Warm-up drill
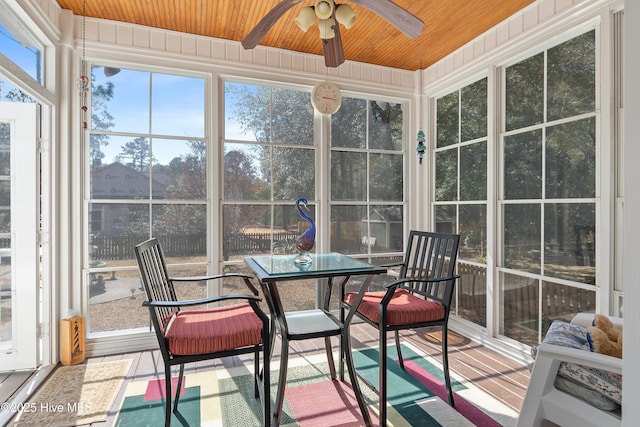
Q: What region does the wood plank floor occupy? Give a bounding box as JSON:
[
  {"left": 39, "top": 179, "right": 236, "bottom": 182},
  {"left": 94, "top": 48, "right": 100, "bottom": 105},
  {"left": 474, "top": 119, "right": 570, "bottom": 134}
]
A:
[{"left": 3, "top": 322, "right": 530, "bottom": 426}]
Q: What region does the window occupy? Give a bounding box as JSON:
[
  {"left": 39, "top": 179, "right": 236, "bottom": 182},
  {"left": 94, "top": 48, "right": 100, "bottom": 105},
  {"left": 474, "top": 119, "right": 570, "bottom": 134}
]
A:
[
  {"left": 0, "top": 20, "right": 39, "bottom": 103},
  {"left": 223, "top": 81, "right": 316, "bottom": 310},
  {"left": 87, "top": 66, "right": 206, "bottom": 335},
  {"left": 500, "top": 30, "right": 597, "bottom": 346},
  {"left": 222, "top": 81, "right": 315, "bottom": 257},
  {"left": 0, "top": 7, "right": 48, "bottom": 368},
  {"left": 0, "top": 21, "right": 42, "bottom": 84},
  {"left": 433, "top": 78, "right": 488, "bottom": 327},
  {"left": 331, "top": 99, "right": 405, "bottom": 256},
  {"left": 613, "top": 10, "right": 624, "bottom": 316},
  {"left": 223, "top": 82, "right": 407, "bottom": 310}
]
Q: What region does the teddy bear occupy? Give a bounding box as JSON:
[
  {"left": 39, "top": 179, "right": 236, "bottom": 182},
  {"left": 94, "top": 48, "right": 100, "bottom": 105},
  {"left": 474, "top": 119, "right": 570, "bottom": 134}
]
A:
[
  {"left": 594, "top": 314, "right": 622, "bottom": 342},
  {"left": 586, "top": 314, "right": 623, "bottom": 358}
]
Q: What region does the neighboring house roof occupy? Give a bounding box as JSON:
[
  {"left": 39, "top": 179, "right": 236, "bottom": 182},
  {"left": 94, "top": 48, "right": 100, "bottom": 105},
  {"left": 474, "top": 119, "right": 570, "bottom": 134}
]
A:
[
  {"left": 366, "top": 207, "right": 403, "bottom": 222},
  {"left": 90, "top": 162, "right": 166, "bottom": 199}
]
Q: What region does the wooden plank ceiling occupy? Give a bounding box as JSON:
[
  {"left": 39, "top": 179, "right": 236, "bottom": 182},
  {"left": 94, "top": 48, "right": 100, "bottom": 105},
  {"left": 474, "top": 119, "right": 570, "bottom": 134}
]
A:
[{"left": 56, "top": 0, "right": 535, "bottom": 71}]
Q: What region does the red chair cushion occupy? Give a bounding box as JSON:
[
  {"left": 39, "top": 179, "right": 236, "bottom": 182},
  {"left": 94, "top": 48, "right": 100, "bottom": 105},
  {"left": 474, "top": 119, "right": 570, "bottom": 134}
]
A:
[
  {"left": 345, "top": 289, "right": 445, "bottom": 326},
  {"left": 164, "top": 303, "right": 263, "bottom": 355}
]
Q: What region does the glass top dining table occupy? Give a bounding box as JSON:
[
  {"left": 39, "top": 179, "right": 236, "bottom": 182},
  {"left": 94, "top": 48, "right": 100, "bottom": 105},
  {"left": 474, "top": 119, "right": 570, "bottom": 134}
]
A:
[
  {"left": 246, "top": 252, "right": 387, "bottom": 281},
  {"left": 244, "top": 252, "right": 386, "bottom": 426}
]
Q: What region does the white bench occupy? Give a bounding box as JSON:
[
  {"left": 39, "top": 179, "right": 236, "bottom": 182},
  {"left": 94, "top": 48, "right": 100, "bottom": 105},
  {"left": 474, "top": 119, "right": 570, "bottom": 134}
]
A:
[{"left": 517, "top": 313, "right": 622, "bottom": 427}]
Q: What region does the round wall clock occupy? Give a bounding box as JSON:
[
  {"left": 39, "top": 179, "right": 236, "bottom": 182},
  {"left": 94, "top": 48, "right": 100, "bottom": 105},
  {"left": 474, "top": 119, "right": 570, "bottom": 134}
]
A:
[{"left": 311, "top": 81, "right": 342, "bottom": 115}]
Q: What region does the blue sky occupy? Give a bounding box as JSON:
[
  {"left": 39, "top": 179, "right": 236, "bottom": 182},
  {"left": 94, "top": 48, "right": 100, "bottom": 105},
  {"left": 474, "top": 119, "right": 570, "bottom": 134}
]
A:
[
  {"left": 2, "top": 22, "right": 257, "bottom": 167},
  {"left": 0, "top": 24, "right": 41, "bottom": 86},
  {"left": 91, "top": 67, "right": 205, "bottom": 137}
]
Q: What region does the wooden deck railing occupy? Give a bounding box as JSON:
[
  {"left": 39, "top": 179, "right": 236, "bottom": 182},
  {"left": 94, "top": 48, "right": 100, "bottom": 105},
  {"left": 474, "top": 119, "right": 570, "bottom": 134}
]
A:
[{"left": 456, "top": 261, "right": 596, "bottom": 339}]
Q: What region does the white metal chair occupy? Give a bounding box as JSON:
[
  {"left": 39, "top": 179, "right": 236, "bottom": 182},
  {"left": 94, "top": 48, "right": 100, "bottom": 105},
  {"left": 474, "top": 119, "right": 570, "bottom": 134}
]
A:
[{"left": 517, "top": 314, "right": 622, "bottom": 427}]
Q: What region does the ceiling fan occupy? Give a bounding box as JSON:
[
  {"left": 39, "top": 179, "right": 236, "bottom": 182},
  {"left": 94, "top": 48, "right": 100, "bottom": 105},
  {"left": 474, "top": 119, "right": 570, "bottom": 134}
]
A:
[{"left": 241, "top": 0, "right": 424, "bottom": 67}]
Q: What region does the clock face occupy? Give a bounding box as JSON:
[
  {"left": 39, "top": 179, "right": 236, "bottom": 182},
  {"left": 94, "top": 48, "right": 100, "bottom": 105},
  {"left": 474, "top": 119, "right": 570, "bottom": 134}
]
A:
[{"left": 311, "top": 81, "right": 342, "bottom": 115}]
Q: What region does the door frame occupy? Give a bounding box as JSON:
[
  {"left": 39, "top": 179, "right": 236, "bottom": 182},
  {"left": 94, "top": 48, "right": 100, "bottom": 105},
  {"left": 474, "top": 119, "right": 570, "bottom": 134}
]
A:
[{"left": 0, "top": 102, "right": 40, "bottom": 370}]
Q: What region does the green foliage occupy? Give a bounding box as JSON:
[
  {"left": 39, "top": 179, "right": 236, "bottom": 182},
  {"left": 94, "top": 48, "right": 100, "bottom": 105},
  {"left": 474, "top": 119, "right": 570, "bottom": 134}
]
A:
[
  {"left": 0, "top": 80, "right": 34, "bottom": 103},
  {"left": 224, "top": 82, "right": 405, "bottom": 255},
  {"left": 89, "top": 73, "right": 115, "bottom": 167},
  {"left": 226, "top": 83, "right": 315, "bottom": 202},
  {"left": 164, "top": 140, "right": 207, "bottom": 200},
  {"left": 435, "top": 30, "right": 596, "bottom": 274},
  {"left": 116, "top": 136, "right": 152, "bottom": 172}
]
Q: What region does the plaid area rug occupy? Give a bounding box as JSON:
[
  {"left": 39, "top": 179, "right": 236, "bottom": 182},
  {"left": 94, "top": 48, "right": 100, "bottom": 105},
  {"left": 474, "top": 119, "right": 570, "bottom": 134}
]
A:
[{"left": 114, "top": 343, "right": 517, "bottom": 426}]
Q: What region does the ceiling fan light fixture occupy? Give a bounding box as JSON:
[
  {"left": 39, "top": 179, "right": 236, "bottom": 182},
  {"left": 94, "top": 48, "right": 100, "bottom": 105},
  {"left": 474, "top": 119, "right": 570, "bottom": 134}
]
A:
[
  {"left": 318, "top": 18, "right": 336, "bottom": 39},
  {"left": 294, "top": 6, "right": 317, "bottom": 32},
  {"left": 314, "top": 0, "right": 334, "bottom": 20},
  {"left": 335, "top": 4, "right": 357, "bottom": 29}
]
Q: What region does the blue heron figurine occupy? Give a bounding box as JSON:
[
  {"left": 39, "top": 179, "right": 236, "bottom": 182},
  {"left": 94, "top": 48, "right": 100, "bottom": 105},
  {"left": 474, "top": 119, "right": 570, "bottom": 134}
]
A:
[{"left": 294, "top": 197, "right": 315, "bottom": 264}]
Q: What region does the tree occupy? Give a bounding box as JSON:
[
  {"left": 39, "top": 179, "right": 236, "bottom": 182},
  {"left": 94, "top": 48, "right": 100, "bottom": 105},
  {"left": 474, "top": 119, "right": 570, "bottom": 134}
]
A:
[
  {"left": 502, "top": 30, "right": 596, "bottom": 288},
  {"left": 164, "top": 140, "right": 207, "bottom": 200},
  {"left": 224, "top": 148, "right": 266, "bottom": 200},
  {"left": 0, "top": 79, "right": 34, "bottom": 103},
  {"left": 116, "top": 136, "right": 152, "bottom": 172},
  {"left": 89, "top": 74, "right": 115, "bottom": 167},
  {"left": 221, "top": 148, "right": 271, "bottom": 257},
  {"left": 227, "top": 84, "right": 316, "bottom": 204},
  {"left": 226, "top": 82, "right": 406, "bottom": 251}
]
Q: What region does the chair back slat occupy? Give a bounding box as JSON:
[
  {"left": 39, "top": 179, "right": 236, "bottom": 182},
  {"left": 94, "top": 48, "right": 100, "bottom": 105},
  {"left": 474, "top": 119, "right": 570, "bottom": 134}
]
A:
[
  {"left": 134, "top": 238, "right": 179, "bottom": 334},
  {"left": 399, "top": 230, "right": 460, "bottom": 307}
]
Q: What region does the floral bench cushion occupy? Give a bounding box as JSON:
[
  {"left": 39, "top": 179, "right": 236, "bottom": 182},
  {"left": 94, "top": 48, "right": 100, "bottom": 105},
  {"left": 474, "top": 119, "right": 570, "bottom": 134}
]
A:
[{"left": 531, "top": 320, "right": 622, "bottom": 410}]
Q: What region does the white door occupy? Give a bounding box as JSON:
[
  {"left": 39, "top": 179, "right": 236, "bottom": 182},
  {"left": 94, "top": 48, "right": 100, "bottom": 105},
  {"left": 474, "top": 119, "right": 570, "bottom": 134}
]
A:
[{"left": 0, "top": 102, "right": 39, "bottom": 370}]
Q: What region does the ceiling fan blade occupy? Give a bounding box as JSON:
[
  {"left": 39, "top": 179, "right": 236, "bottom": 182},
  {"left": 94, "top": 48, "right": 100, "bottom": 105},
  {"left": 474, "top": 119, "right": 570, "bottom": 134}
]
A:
[
  {"left": 349, "top": 0, "right": 424, "bottom": 39},
  {"left": 323, "top": 14, "right": 345, "bottom": 67},
  {"left": 241, "top": 0, "right": 302, "bottom": 49}
]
